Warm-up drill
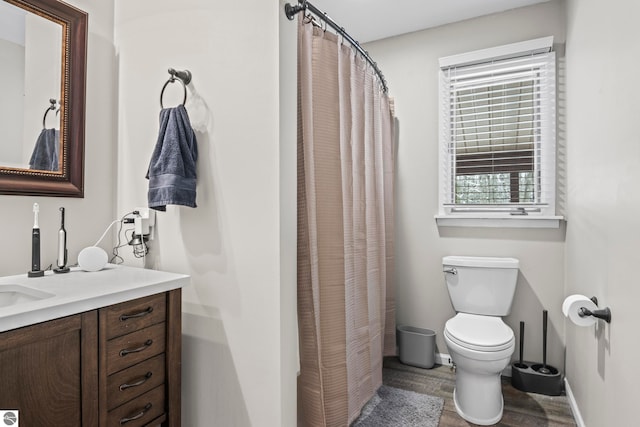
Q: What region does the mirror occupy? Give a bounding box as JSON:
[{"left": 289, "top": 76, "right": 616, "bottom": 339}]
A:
[{"left": 0, "top": 0, "right": 86, "bottom": 197}]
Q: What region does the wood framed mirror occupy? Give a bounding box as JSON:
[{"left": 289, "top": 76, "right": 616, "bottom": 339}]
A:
[{"left": 0, "top": 0, "right": 86, "bottom": 197}]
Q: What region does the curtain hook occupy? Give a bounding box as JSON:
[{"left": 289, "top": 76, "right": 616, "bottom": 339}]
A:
[{"left": 303, "top": 12, "right": 313, "bottom": 24}]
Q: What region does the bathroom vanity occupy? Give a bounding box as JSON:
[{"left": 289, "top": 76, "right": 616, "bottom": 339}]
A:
[{"left": 0, "top": 265, "right": 189, "bottom": 427}]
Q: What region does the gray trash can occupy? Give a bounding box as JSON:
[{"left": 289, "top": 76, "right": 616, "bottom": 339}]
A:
[{"left": 397, "top": 326, "right": 436, "bottom": 369}]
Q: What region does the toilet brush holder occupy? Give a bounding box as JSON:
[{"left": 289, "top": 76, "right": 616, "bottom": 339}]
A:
[
  {"left": 511, "top": 361, "right": 563, "bottom": 396},
  {"left": 512, "top": 312, "right": 563, "bottom": 396}
]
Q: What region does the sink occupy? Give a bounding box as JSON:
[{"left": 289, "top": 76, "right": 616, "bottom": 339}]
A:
[{"left": 0, "top": 284, "right": 54, "bottom": 308}]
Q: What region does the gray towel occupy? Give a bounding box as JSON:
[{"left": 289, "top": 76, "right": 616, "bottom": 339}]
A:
[
  {"left": 146, "top": 104, "right": 198, "bottom": 211},
  {"left": 29, "top": 128, "right": 59, "bottom": 171}
]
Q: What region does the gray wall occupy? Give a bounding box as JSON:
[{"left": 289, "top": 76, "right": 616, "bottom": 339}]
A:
[
  {"left": 365, "top": 1, "right": 568, "bottom": 371},
  {"left": 0, "top": 0, "right": 116, "bottom": 277},
  {"left": 564, "top": 0, "right": 640, "bottom": 425}
]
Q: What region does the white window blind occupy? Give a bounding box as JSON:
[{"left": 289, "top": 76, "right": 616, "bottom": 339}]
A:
[{"left": 439, "top": 47, "right": 556, "bottom": 216}]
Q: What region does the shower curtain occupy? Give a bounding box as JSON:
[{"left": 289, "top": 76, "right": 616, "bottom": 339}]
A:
[{"left": 297, "top": 19, "right": 396, "bottom": 427}]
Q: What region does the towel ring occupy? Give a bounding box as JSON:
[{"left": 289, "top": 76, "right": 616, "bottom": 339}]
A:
[
  {"left": 160, "top": 68, "right": 192, "bottom": 108},
  {"left": 42, "top": 98, "right": 58, "bottom": 129}
]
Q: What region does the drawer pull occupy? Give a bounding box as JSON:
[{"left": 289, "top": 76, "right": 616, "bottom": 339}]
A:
[
  {"left": 119, "top": 307, "right": 154, "bottom": 321},
  {"left": 119, "top": 372, "right": 153, "bottom": 391},
  {"left": 119, "top": 339, "right": 153, "bottom": 357},
  {"left": 119, "top": 403, "right": 152, "bottom": 425}
]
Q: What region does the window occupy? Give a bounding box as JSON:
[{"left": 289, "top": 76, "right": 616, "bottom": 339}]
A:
[{"left": 437, "top": 37, "right": 560, "bottom": 227}]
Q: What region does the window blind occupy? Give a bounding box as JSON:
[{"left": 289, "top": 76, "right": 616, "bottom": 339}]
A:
[{"left": 439, "top": 52, "right": 556, "bottom": 213}]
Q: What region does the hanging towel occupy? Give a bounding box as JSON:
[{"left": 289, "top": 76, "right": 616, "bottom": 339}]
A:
[
  {"left": 146, "top": 104, "right": 198, "bottom": 211},
  {"left": 29, "top": 128, "right": 59, "bottom": 171}
]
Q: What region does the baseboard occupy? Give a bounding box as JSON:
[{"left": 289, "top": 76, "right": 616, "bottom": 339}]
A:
[
  {"left": 435, "top": 352, "right": 453, "bottom": 366},
  {"left": 564, "top": 378, "right": 586, "bottom": 427},
  {"left": 437, "top": 352, "right": 513, "bottom": 377}
]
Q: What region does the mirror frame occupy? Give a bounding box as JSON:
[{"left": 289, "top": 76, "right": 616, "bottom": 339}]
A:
[{"left": 0, "top": 0, "right": 86, "bottom": 197}]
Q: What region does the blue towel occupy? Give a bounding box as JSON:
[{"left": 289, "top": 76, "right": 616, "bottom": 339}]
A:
[
  {"left": 29, "top": 128, "right": 59, "bottom": 171},
  {"left": 146, "top": 104, "right": 198, "bottom": 211}
]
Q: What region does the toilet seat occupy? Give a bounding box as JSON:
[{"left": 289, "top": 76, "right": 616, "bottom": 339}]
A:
[{"left": 445, "top": 313, "right": 514, "bottom": 351}]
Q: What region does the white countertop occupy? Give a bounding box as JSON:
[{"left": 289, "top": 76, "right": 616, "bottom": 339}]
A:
[{"left": 0, "top": 264, "right": 190, "bottom": 332}]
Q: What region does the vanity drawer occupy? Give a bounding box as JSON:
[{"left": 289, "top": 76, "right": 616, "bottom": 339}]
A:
[
  {"left": 107, "top": 385, "right": 165, "bottom": 427},
  {"left": 102, "top": 293, "right": 166, "bottom": 340},
  {"left": 107, "top": 353, "right": 165, "bottom": 410},
  {"left": 106, "top": 322, "right": 165, "bottom": 375}
]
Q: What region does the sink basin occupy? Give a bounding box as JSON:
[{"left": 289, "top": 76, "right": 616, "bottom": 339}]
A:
[{"left": 0, "top": 285, "right": 54, "bottom": 308}]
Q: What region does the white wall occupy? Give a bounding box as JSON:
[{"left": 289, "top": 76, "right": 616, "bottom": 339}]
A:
[
  {"left": 0, "top": 0, "right": 116, "bottom": 277},
  {"left": 365, "top": 1, "right": 568, "bottom": 370},
  {"left": 564, "top": 0, "right": 640, "bottom": 425},
  {"left": 278, "top": 1, "right": 298, "bottom": 425},
  {"left": 0, "top": 39, "right": 25, "bottom": 166},
  {"left": 114, "top": 1, "right": 296, "bottom": 425},
  {"left": 0, "top": 2, "right": 25, "bottom": 167},
  {"left": 22, "top": 13, "right": 62, "bottom": 162}
]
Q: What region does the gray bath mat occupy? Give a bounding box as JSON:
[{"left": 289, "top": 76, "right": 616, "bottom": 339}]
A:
[{"left": 352, "top": 385, "right": 444, "bottom": 427}]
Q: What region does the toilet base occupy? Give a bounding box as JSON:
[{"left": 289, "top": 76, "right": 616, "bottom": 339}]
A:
[
  {"left": 450, "top": 361, "right": 507, "bottom": 426},
  {"left": 453, "top": 387, "right": 503, "bottom": 426},
  {"left": 443, "top": 314, "right": 514, "bottom": 425}
]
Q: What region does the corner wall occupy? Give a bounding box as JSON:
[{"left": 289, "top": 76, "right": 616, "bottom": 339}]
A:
[
  {"left": 114, "top": 1, "right": 296, "bottom": 425},
  {"left": 564, "top": 0, "right": 640, "bottom": 425},
  {"left": 365, "top": 1, "right": 568, "bottom": 370}
]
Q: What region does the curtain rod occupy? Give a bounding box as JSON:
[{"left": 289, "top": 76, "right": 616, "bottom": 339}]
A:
[{"left": 284, "top": 1, "right": 388, "bottom": 93}]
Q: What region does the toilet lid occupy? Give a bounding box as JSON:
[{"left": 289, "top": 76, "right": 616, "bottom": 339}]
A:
[{"left": 445, "top": 313, "right": 514, "bottom": 351}]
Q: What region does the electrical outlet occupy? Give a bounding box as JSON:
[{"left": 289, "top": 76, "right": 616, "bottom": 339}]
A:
[{"left": 134, "top": 207, "right": 156, "bottom": 238}]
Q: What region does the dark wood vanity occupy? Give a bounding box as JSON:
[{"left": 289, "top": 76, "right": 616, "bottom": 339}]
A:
[{"left": 0, "top": 289, "right": 182, "bottom": 427}]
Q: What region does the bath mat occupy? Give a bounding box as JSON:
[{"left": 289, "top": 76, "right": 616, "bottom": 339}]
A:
[{"left": 352, "top": 385, "right": 444, "bottom": 427}]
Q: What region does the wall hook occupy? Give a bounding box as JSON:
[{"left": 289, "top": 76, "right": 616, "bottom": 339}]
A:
[{"left": 168, "top": 68, "right": 192, "bottom": 85}]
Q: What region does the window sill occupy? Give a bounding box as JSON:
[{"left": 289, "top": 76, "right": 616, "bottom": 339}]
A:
[{"left": 435, "top": 215, "right": 564, "bottom": 229}]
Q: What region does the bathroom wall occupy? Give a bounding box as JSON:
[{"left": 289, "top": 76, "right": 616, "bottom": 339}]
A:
[
  {"left": 114, "top": 1, "right": 297, "bottom": 426},
  {"left": 0, "top": 0, "right": 117, "bottom": 277},
  {"left": 365, "top": 0, "right": 568, "bottom": 370},
  {"left": 22, "top": 12, "right": 62, "bottom": 162},
  {"left": 279, "top": 2, "right": 299, "bottom": 423},
  {"left": 0, "top": 38, "right": 24, "bottom": 166},
  {"left": 0, "top": 2, "right": 26, "bottom": 167},
  {"left": 564, "top": 0, "right": 640, "bottom": 425}
]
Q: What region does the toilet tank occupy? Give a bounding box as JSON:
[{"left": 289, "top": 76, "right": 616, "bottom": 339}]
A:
[{"left": 443, "top": 256, "right": 519, "bottom": 316}]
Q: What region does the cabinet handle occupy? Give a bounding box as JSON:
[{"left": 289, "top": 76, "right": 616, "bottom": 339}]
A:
[
  {"left": 119, "top": 371, "right": 153, "bottom": 391},
  {"left": 119, "top": 403, "right": 152, "bottom": 424},
  {"left": 119, "top": 307, "right": 153, "bottom": 321},
  {"left": 119, "top": 339, "right": 153, "bottom": 357}
]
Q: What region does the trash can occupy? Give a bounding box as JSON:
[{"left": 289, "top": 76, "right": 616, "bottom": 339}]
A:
[{"left": 397, "top": 326, "right": 436, "bottom": 369}]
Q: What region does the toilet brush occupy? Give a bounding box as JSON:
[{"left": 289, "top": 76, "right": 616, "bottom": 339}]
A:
[
  {"left": 539, "top": 310, "right": 551, "bottom": 375},
  {"left": 516, "top": 321, "right": 526, "bottom": 368}
]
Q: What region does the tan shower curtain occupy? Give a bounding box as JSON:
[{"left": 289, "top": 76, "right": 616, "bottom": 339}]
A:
[{"left": 297, "top": 19, "right": 396, "bottom": 427}]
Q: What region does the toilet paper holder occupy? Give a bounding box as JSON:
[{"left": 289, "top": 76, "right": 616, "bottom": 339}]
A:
[{"left": 578, "top": 297, "right": 612, "bottom": 323}]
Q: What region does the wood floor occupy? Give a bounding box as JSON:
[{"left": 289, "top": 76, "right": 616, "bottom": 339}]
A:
[{"left": 383, "top": 357, "right": 577, "bottom": 427}]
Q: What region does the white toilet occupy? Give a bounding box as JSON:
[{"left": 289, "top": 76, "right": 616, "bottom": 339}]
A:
[{"left": 442, "top": 256, "right": 519, "bottom": 425}]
